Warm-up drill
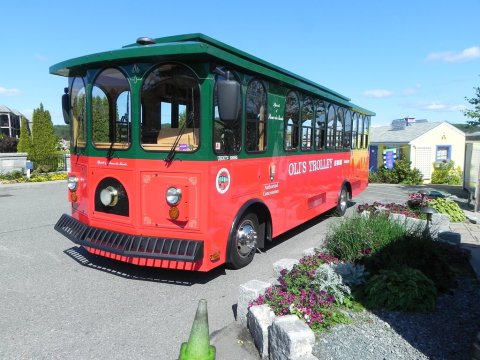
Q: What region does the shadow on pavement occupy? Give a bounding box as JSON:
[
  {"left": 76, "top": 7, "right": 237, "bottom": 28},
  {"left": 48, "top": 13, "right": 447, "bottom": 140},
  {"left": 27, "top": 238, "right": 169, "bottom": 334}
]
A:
[{"left": 63, "top": 246, "right": 226, "bottom": 285}]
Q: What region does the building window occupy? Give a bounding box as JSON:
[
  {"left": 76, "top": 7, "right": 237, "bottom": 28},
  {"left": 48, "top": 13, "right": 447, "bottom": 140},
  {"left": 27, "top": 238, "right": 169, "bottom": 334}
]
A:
[{"left": 436, "top": 145, "right": 451, "bottom": 161}]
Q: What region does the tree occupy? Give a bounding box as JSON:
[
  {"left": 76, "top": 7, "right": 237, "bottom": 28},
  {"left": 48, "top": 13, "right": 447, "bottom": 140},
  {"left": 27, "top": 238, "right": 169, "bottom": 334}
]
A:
[
  {"left": 31, "top": 103, "right": 57, "bottom": 160},
  {"left": 0, "top": 134, "right": 18, "bottom": 153},
  {"left": 17, "top": 117, "right": 32, "bottom": 153},
  {"left": 464, "top": 82, "right": 480, "bottom": 126},
  {"left": 53, "top": 125, "right": 70, "bottom": 141}
]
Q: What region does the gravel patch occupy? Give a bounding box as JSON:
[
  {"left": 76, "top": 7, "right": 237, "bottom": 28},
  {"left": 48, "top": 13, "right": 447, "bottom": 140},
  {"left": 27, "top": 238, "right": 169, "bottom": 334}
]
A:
[{"left": 313, "top": 278, "right": 480, "bottom": 360}]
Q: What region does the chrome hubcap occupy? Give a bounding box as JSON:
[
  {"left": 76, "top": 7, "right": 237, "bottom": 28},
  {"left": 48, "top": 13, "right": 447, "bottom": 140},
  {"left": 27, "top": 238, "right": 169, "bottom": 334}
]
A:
[
  {"left": 236, "top": 219, "right": 258, "bottom": 257},
  {"left": 339, "top": 189, "right": 348, "bottom": 211}
]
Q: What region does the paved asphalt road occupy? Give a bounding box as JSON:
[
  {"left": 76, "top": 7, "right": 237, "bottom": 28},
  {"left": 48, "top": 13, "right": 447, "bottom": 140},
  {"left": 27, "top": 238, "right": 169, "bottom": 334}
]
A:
[
  {"left": 0, "top": 181, "right": 459, "bottom": 359},
  {"left": 0, "top": 181, "right": 335, "bottom": 360}
]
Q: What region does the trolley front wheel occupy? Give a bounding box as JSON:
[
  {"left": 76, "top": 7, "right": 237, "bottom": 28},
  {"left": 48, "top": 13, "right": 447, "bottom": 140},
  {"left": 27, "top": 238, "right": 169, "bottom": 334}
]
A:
[{"left": 227, "top": 212, "right": 258, "bottom": 269}]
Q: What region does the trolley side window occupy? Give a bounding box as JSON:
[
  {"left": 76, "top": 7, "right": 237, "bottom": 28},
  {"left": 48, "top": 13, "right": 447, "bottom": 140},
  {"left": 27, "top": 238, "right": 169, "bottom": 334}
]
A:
[
  {"left": 301, "top": 96, "right": 314, "bottom": 151},
  {"left": 343, "top": 110, "right": 352, "bottom": 149},
  {"left": 326, "top": 104, "right": 336, "bottom": 149},
  {"left": 314, "top": 100, "right": 326, "bottom": 151},
  {"left": 213, "top": 68, "right": 241, "bottom": 155},
  {"left": 284, "top": 91, "right": 300, "bottom": 151},
  {"left": 70, "top": 77, "right": 87, "bottom": 149},
  {"left": 335, "top": 107, "right": 344, "bottom": 150},
  {"left": 245, "top": 79, "right": 267, "bottom": 153},
  {"left": 352, "top": 112, "right": 359, "bottom": 149}
]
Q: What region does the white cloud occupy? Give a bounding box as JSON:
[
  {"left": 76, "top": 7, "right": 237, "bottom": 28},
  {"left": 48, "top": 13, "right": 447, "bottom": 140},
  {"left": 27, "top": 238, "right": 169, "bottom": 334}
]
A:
[
  {"left": 449, "top": 104, "right": 467, "bottom": 112},
  {"left": 363, "top": 89, "right": 393, "bottom": 98},
  {"left": 403, "top": 84, "right": 422, "bottom": 95},
  {"left": 426, "top": 46, "right": 480, "bottom": 63},
  {"left": 0, "top": 86, "right": 21, "bottom": 96},
  {"left": 423, "top": 102, "right": 447, "bottom": 110},
  {"left": 418, "top": 102, "right": 467, "bottom": 112}
]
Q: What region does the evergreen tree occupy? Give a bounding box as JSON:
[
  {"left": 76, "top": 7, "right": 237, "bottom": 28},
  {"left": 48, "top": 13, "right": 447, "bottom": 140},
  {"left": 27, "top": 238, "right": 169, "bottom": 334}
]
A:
[
  {"left": 17, "top": 117, "right": 32, "bottom": 153},
  {"left": 464, "top": 80, "right": 480, "bottom": 126},
  {"left": 92, "top": 96, "right": 110, "bottom": 142},
  {"left": 31, "top": 104, "right": 57, "bottom": 159}
]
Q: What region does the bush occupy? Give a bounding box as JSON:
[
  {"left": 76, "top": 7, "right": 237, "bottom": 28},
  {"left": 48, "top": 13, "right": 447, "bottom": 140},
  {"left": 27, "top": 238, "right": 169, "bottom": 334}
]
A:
[
  {"left": 0, "top": 136, "right": 18, "bottom": 153},
  {"left": 429, "top": 198, "right": 466, "bottom": 222},
  {"left": 362, "top": 267, "right": 437, "bottom": 312},
  {"left": 362, "top": 234, "right": 456, "bottom": 292},
  {"left": 323, "top": 214, "right": 410, "bottom": 262},
  {"left": 369, "top": 157, "right": 423, "bottom": 185},
  {"left": 431, "top": 160, "right": 462, "bottom": 185}
]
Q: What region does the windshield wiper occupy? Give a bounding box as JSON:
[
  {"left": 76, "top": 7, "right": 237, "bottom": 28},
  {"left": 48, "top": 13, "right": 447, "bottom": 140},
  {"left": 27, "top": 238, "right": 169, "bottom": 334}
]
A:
[
  {"left": 165, "top": 112, "right": 192, "bottom": 163},
  {"left": 106, "top": 141, "right": 115, "bottom": 161}
]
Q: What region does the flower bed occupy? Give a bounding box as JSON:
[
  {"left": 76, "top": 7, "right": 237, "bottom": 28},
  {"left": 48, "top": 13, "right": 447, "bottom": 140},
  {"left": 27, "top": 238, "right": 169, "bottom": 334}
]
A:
[{"left": 249, "top": 201, "right": 471, "bottom": 333}]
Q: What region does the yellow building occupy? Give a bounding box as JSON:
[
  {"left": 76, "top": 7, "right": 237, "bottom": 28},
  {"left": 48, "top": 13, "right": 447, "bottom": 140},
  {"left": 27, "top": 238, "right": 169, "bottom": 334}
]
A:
[{"left": 370, "top": 120, "right": 465, "bottom": 182}]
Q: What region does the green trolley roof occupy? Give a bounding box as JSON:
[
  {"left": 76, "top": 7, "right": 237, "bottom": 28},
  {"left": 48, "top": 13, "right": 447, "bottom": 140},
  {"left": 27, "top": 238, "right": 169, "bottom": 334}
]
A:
[{"left": 50, "top": 33, "right": 375, "bottom": 116}]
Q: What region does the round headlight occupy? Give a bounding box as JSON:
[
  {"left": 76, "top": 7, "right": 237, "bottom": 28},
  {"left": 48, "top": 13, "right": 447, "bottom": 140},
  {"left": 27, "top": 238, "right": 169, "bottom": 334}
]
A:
[
  {"left": 166, "top": 187, "right": 182, "bottom": 206},
  {"left": 100, "top": 186, "right": 119, "bottom": 207},
  {"left": 67, "top": 176, "right": 78, "bottom": 191}
]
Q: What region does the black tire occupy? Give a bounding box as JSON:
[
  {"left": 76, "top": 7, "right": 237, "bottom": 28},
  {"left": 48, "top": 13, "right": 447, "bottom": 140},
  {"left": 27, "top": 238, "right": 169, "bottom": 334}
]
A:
[
  {"left": 227, "top": 212, "right": 259, "bottom": 269},
  {"left": 333, "top": 185, "right": 349, "bottom": 217}
]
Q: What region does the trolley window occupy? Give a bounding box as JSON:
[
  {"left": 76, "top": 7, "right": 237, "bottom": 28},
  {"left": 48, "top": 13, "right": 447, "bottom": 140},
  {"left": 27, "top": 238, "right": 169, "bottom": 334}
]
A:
[
  {"left": 246, "top": 79, "right": 267, "bottom": 153},
  {"left": 284, "top": 91, "right": 300, "bottom": 151},
  {"left": 92, "top": 68, "right": 131, "bottom": 149},
  {"left": 70, "top": 77, "right": 87, "bottom": 149},
  {"left": 141, "top": 64, "right": 200, "bottom": 152}
]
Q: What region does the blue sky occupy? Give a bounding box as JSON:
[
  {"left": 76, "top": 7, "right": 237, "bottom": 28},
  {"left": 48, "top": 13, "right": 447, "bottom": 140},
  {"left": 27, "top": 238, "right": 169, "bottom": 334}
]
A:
[{"left": 1, "top": 0, "right": 479, "bottom": 126}]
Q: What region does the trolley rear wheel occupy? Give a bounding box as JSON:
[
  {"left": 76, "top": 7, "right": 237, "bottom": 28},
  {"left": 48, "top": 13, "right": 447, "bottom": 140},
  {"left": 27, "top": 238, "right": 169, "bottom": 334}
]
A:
[{"left": 333, "top": 185, "right": 349, "bottom": 216}]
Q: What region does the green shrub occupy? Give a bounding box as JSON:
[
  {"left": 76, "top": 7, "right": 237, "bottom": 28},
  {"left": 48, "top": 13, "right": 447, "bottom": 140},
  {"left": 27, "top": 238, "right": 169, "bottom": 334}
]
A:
[
  {"left": 0, "top": 170, "right": 25, "bottom": 180},
  {"left": 362, "top": 234, "right": 456, "bottom": 292},
  {"left": 324, "top": 214, "right": 410, "bottom": 262},
  {"left": 369, "top": 157, "right": 423, "bottom": 185},
  {"left": 0, "top": 136, "right": 18, "bottom": 153},
  {"left": 428, "top": 198, "right": 466, "bottom": 222},
  {"left": 431, "top": 160, "right": 462, "bottom": 185},
  {"left": 362, "top": 267, "right": 437, "bottom": 312}
]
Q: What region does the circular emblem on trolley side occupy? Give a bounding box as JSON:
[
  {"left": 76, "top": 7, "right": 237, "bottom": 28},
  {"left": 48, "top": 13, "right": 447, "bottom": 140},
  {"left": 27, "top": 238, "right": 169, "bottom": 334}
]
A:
[{"left": 216, "top": 168, "right": 231, "bottom": 194}]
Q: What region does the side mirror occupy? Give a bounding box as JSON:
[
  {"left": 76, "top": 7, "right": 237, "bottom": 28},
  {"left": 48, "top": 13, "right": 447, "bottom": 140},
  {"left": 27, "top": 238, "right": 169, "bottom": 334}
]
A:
[
  {"left": 62, "top": 88, "right": 70, "bottom": 124},
  {"left": 217, "top": 79, "right": 240, "bottom": 121}
]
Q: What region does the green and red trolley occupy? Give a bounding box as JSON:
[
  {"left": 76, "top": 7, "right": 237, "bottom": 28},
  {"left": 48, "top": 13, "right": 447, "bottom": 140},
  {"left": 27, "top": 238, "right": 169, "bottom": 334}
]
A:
[{"left": 52, "top": 34, "right": 374, "bottom": 272}]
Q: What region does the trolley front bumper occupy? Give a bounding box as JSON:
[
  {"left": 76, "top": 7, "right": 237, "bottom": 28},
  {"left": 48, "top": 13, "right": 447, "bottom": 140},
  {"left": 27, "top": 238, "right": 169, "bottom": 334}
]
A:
[{"left": 54, "top": 214, "right": 203, "bottom": 262}]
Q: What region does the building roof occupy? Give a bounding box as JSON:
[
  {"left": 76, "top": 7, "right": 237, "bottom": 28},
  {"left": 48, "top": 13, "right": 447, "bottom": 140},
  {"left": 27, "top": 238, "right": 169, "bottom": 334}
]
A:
[
  {"left": 0, "top": 105, "right": 23, "bottom": 116},
  {"left": 370, "top": 121, "right": 463, "bottom": 144},
  {"left": 466, "top": 131, "right": 480, "bottom": 141}
]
